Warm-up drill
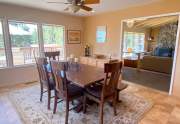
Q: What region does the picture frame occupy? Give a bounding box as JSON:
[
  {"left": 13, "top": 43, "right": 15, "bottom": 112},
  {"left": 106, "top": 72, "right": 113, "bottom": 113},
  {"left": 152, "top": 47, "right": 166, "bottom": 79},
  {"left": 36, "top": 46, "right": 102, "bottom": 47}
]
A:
[
  {"left": 67, "top": 30, "right": 81, "bottom": 44},
  {"left": 96, "top": 26, "right": 107, "bottom": 43}
]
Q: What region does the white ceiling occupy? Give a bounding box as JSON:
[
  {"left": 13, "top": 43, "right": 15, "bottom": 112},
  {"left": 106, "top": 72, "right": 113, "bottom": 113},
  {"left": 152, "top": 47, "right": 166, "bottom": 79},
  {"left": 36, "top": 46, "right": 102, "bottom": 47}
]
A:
[{"left": 0, "top": 0, "right": 161, "bottom": 16}]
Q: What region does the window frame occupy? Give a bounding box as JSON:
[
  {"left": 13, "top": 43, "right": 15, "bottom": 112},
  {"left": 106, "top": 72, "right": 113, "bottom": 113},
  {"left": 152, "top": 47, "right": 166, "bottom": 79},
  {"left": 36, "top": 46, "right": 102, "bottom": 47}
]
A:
[
  {"left": 0, "top": 19, "right": 66, "bottom": 69},
  {"left": 123, "top": 31, "right": 145, "bottom": 52},
  {"left": 0, "top": 18, "right": 8, "bottom": 68},
  {"left": 8, "top": 20, "right": 40, "bottom": 67},
  {"left": 42, "top": 23, "right": 66, "bottom": 59}
]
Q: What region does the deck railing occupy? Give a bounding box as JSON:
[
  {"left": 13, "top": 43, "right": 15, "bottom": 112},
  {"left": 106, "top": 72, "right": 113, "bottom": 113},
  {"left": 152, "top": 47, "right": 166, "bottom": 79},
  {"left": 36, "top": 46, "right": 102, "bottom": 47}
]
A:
[{"left": 0, "top": 46, "right": 64, "bottom": 67}]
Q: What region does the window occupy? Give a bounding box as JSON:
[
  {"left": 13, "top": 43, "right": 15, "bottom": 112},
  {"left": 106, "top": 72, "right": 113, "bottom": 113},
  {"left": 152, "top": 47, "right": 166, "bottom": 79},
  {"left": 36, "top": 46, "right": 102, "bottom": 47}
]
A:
[
  {"left": 42, "top": 25, "right": 64, "bottom": 59},
  {"left": 96, "top": 26, "right": 106, "bottom": 43},
  {"left": 0, "top": 19, "right": 66, "bottom": 68},
  {"left": 123, "top": 32, "right": 145, "bottom": 58},
  {"left": 0, "top": 21, "right": 6, "bottom": 67},
  {"left": 9, "top": 21, "right": 38, "bottom": 65}
]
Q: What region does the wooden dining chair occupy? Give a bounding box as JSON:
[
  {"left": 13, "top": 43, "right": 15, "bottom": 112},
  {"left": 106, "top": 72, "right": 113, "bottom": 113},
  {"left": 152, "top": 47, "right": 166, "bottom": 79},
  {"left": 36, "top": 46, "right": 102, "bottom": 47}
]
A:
[
  {"left": 109, "top": 59, "right": 128, "bottom": 102},
  {"left": 50, "top": 60, "right": 84, "bottom": 124},
  {"left": 44, "top": 51, "right": 60, "bottom": 61},
  {"left": 35, "top": 57, "right": 55, "bottom": 110},
  {"left": 83, "top": 62, "right": 123, "bottom": 124}
]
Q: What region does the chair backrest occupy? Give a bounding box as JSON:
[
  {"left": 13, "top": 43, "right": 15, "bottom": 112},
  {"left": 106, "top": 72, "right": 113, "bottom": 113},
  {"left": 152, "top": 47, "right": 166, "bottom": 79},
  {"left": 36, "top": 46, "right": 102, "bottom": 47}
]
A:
[
  {"left": 102, "top": 61, "right": 123, "bottom": 97},
  {"left": 35, "top": 57, "right": 50, "bottom": 85},
  {"left": 109, "top": 59, "right": 119, "bottom": 63},
  {"left": 50, "top": 60, "right": 68, "bottom": 95},
  {"left": 44, "top": 51, "right": 60, "bottom": 61}
]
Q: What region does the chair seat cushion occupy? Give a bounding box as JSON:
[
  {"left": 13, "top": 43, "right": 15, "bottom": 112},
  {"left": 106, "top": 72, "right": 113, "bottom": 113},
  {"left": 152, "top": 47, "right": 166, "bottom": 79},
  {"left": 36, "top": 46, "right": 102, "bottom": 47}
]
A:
[
  {"left": 86, "top": 84, "right": 103, "bottom": 98},
  {"left": 86, "top": 82, "right": 128, "bottom": 98},
  {"left": 68, "top": 83, "right": 84, "bottom": 98},
  {"left": 86, "top": 84, "right": 115, "bottom": 98},
  {"left": 43, "top": 78, "right": 55, "bottom": 90},
  {"left": 49, "top": 78, "right": 55, "bottom": 90}
]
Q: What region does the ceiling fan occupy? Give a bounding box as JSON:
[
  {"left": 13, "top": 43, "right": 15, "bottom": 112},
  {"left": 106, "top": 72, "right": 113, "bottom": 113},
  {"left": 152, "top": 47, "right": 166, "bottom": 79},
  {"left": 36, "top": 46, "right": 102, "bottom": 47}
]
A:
[{"left": 47, "top": 0, "right": 100, "bottom": 13}]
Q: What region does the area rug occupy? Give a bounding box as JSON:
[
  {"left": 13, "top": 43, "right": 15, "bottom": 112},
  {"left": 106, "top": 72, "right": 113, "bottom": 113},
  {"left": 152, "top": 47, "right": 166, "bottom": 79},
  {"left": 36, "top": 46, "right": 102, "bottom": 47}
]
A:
[{"left": 8, "top": 85, "right": 153, "bottom": 124}]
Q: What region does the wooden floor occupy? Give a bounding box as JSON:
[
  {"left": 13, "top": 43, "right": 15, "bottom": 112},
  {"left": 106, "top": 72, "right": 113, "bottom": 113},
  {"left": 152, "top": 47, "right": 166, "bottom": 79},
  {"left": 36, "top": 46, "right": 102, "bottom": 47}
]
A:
[{"left": 0, "top": 81, "right": 180, "bottom": 124}]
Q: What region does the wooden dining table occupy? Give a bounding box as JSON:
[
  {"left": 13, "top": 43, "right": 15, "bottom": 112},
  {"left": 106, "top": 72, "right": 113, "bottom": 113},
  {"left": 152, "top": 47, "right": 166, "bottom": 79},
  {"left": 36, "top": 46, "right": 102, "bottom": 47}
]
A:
[
  {"left": 47, "top": 62, "right": 106, "bottom": 112},
  {"left": 66, "top": 63, "right": 105, "bottom": 88},
  {"left": 47, "top": 62, "right": 105, "bottom": 88}
]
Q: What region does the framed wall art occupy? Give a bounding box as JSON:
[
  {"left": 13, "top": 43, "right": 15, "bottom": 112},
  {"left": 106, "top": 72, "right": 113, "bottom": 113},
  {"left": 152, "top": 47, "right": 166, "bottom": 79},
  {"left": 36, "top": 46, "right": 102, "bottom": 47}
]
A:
[{"left": 67, "top": 30, "right": 81, "bottom": 44}]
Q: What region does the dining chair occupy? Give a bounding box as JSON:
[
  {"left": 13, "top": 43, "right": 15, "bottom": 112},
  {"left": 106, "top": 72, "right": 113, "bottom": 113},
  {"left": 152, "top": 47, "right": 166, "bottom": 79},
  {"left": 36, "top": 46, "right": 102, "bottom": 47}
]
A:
[
  {"left": 35, "top": 57, "right": 55, "bottom": 110},
  {"left": 44, "top": 51, "right": 60, "bottom": 61},
  {"left": 109, "top": 60, "right": 128, "bottom": 102},
  {"left": 50, "top": 60, "right": 84, "bottom": 124},
  {"left": 83, "top": 62, "right": 123, "bottom": 124}
]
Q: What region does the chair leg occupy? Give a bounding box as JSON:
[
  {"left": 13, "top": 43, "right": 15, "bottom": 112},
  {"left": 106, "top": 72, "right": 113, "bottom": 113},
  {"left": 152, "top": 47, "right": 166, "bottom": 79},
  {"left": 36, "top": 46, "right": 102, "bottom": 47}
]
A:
[
  {"left": 40, "top": 85, "right": 43, "bottom": 102},
  {"left": 53, "top": 94, "right": 58, "bottom": 114},
  {"left": 83, "top": 95, "right": 87, "bottom": 113},
  {"left": 72, "top": 100, "right": 75, "bottom": 105},
  {"left": 99, "top": 100, "right": 104, "bottom": 124},
  {"left": 48, "top": 90, "right": 51, "bottom": 110},
  {"left": 65, "top": 99, "right": 69, "bottom": 124},
  {"left": 116, "top": 90, "right": 122, "bottom": 102},
  {"left": 113, "top": 93, "right": 117, "bottom": 116}
]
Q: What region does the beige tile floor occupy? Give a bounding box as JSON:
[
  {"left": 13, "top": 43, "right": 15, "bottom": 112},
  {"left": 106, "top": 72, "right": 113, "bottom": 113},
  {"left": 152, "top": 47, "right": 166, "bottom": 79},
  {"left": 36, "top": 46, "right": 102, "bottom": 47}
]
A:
[{"left": 1, "top": 81, "right": 180, "bottom": 124}]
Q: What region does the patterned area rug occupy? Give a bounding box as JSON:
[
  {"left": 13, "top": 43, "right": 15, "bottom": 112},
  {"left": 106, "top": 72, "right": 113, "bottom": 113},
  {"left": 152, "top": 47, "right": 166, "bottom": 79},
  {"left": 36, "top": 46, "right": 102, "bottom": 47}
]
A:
[{"left": 8, "top": 85, "right": 153, "bottom": 124}]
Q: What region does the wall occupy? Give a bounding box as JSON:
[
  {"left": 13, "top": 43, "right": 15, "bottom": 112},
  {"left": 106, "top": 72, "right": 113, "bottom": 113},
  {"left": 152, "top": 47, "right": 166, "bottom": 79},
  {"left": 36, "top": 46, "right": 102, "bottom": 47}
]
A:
[
  {"left": 84, "top": 0, "right": 180, "bottom": 97},
  {"left": 0, "top": 3, "right": 84, "bottom": 87},
  {"left": 147, "top": 27, "right": 160, "bottom": 51},
  {"left": 84, "top": 0, "right": 180, "bottom": 56},
  {"left": 157, "top": 22, "right": 178, "bottom": 49}
]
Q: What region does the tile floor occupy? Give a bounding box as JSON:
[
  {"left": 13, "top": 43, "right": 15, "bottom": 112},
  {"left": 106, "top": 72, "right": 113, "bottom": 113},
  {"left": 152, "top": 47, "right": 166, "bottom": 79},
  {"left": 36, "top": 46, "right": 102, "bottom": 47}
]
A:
[{"left": 0, "top": 81, "right": 180, "bottom": 124}]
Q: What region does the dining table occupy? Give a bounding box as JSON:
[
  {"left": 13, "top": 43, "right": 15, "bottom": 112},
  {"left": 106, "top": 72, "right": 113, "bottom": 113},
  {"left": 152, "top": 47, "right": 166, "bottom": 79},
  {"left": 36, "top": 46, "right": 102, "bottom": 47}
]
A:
[
  {"left": 46, "top": 62, "right": 106, "bottom": 112},
  {"left": 66, "top": 63, "right": 105, "bottom": 88},
  {"left": 47, "top": 62, "right": 105, "bottom": 88}
]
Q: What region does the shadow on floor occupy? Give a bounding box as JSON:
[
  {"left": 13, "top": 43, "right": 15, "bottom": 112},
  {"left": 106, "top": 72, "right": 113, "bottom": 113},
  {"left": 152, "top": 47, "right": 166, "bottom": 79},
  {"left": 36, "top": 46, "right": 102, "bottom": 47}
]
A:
[{"left": 122, "top": 67, "right": 171, "bottom": 92}]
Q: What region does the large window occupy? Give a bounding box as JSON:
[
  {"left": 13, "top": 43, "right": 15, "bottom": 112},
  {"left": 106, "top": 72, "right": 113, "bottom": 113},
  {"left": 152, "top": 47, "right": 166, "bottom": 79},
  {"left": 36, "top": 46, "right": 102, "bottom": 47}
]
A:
[
  {"left": 9, "top": 21, "right": 38, "bottom": 65},
  {"left": 123, "top": 32, "right": 145, "bottom": 52},
  {"left": 42, "top": 25, "right": 64, "bottom": 59},
  {"left": 123, "top": 32, "right": 145, "bottom": 58},
  {"left": 0, "top": 19, "right": 66, "bottom": 68},
  {"left": 0, "top": 21, "right": 6, "bottom": 67}
]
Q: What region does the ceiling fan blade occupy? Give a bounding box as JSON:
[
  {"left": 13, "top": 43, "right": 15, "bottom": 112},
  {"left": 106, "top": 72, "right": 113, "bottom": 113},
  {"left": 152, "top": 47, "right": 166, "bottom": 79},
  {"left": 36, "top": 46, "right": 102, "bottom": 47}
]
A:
[
  {"left": 80, "top": 5, "right": 93, "bottom": 11},
  {"left": 67, "top": 0, "right": 74, "bottom": 2},
  {"left": 47, "top": 1, "right": 71, "bottom": 4},
  {"left": 83, "top": 0, "right": 100, "bottom": 4}
]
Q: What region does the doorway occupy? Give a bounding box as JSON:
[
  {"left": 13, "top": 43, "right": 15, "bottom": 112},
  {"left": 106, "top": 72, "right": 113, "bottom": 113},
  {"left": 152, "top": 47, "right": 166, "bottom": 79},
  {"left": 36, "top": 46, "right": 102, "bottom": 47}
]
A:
[{"left": 120, "top": 13, "right": 180, "bottom": 93}]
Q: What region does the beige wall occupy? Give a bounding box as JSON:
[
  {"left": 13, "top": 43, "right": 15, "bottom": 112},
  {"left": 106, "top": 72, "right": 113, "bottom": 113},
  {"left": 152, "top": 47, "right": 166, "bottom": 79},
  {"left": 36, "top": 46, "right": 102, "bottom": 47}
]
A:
[
  {"left": 84, "top": 0, "right": 180, "bottom": 97},
  {"left": 1, "top": 1, "right": 180, "bottom": 97},
  {"left": 147, "top": 27, "right": 160, "bottom": 51},
  {"left": 84, "top": 0, "right": 180, "bottom": 55},
  {"left": 0, "top": 3, "right": 84, "bottom": 87},
  {"left": 0, "top": 3, "right": 85, "bottom": 57}
]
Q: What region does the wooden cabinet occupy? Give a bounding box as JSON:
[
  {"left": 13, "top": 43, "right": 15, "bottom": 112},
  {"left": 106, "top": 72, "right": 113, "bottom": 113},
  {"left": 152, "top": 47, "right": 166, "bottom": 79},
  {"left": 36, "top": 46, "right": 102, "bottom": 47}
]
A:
[
  {"left": 80, "top": 56, "right": 109, "bottom": 68},
  {"left": 124, "top": 59, "right": 138, "bottom": 68},
  {"left": 96, "top": 59, "right": 109, "bottom": 68},
  {"left": 79, "top": 56, "right": 88, "bottom": 64},
  {"left": 87, "top": 58, "right": 97, "bottom": 66}
]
